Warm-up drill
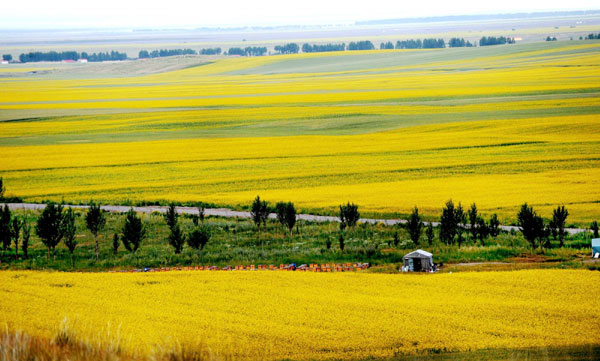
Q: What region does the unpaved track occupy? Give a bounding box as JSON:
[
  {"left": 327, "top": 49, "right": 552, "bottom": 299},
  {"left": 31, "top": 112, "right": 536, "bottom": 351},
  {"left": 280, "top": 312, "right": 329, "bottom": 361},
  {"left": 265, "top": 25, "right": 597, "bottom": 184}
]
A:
[{"left": 1, "top": 203, "right": 588, "bottom": 235}]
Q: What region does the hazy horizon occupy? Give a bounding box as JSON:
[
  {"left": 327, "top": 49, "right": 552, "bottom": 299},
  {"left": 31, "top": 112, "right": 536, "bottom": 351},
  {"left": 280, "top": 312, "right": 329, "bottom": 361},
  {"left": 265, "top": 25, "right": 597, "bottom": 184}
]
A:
[{"left": 1, "top": 0, "right": 599, "bottom": 29}]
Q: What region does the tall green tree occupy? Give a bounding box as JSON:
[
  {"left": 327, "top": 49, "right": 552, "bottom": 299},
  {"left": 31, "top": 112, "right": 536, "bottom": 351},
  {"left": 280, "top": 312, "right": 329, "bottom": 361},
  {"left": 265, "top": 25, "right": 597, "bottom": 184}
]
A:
[
  {"left": 476, "top": 216, "right": 489, "bottom": 246},
  {"left": 21, "top": 221, "right": 30, "bottom": 260},
  {"left": 426, "top": 223, "right": 435, "bottom": 246},
  {"left": 85, "top": 201, "right": 106, "bottom": 261},
  {"left": 488, "top": 214, "right": 500, "bottom": 237},
  {"left": 164, "top": 203, "right": 178, "bottom": 230},
  {"left": 36, "top": 202, "right": 65, "bottom": 259},
  {"left": 551, "top": 205, "right": 569, "bottom": 247},
  {"left": 407, "top": 206, "right": 423, "bottom": 246},
  {"left": 187, "top": 226, "right": 211, "bottom": 253},
  {"left": 112, "top": 233, "right": 120, "bottom": 255},
  {"left": 339, "top": 202, "right": 360, "bottom": 230},
  {"left": 168, "top": 223, "right": 185, "bottom": 254},
  {"left": 250, "top": 196, "right": 269, "bottom": 233},
  {"left": 517, "top": 203, "right": 545, "bottom": 251},
  {"left": 121, "top": 208, "right": 145, "bottom": 253},
  {"left": 0, "top": 205, "right": 11, "bottom": 251},
  {"left": 591, "top": 221, "right": 599, "bottom": 238},
  {"left": 467, "top": 203, "right": 478, "bottom": 241},
  {"left": 62, "top": 208, "right": 77, "bottom": 268},
  {"left": 11, "top": 217, "right": 22, "bottom": 259},
  {"left": 0, "top": 177, "right": 5, "bottom": 199},
  {"left": 455, "top": 203, "right": 466, "bottom": 248},
  {"left": 439, "top": 200, "right": 457, "bottom": 245},
  {"left": 276, "top": 202, "right": 296, "bottom": 237}
]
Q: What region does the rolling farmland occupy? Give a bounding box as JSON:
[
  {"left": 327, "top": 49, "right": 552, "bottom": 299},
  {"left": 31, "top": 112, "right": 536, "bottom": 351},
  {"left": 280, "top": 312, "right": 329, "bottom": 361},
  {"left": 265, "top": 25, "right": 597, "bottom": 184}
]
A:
[{"left": 1, "top": 41, "right": 600, "bottom": 224}]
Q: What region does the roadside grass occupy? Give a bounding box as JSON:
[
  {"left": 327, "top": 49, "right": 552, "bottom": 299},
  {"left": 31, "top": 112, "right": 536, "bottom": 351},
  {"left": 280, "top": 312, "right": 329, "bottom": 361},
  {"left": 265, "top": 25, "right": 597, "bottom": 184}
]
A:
[{"left": 0, "top": 209, "right": 592, "bottom": 272}]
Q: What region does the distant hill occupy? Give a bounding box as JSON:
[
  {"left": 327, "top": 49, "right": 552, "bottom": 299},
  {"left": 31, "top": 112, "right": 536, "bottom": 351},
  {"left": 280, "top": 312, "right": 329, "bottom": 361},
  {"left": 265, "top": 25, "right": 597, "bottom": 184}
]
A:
[{"left": 356, "top": 10, "right": 600, "bottom": 26}]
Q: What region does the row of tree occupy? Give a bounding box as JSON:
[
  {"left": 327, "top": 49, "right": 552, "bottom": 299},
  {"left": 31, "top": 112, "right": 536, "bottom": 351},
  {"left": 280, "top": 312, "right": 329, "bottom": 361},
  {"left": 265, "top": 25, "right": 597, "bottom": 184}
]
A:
[
  {"left": 301, "top": 43, "right": 346, "bottom": 53},
  {"left": 227, "top": 47, "right": 268, "bottom": 56},
  {"left": 18, "top": 51, "right": 127, "bottom": 63},
  {"left": 138, "top": 49, "right": 196, "bottom": 59},
  {"left": 585, "top": 33, "right": 600, "bottom": 40},
  {"left": 274, "top": 43, "right": 300, "bottom": 54},
  {"left": 479, "top": 36, "right": 516, "bottom": 46},
  {"left": 200, "top": 48, "right": 222, "bottom": 55},
  {"left": 348, "top": 41, "right": 375, "bottom": 51},
  {"left": 448, "top": 38, "right": 474, "bottom": 48}
]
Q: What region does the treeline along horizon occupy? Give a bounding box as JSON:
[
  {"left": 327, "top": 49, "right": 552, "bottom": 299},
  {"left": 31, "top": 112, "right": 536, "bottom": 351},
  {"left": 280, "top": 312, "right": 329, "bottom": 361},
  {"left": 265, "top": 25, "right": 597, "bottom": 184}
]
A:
[{"left": 11, "top": 35, "right": 523, "bottom": 63}]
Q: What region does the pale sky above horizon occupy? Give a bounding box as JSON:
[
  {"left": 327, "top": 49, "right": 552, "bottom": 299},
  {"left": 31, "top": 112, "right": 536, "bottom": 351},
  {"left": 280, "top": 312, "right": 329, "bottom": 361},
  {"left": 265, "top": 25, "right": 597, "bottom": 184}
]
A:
[{"left": 1, "top": 0, "right": 599, "bottom": 29}]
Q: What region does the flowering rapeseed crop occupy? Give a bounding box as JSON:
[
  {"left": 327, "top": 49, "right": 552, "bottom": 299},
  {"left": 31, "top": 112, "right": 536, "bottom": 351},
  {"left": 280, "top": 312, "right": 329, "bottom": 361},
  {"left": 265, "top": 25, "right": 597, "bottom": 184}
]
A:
[{"left": 0, "top": 269, "right": 598, "bottom": 360}]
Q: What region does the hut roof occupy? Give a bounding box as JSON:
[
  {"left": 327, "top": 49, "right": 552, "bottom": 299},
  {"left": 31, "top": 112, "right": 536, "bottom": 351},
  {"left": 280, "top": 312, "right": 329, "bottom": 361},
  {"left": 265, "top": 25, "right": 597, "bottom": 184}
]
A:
[{"left": 403, "top": 249, "right": 432, "bottom": 259}]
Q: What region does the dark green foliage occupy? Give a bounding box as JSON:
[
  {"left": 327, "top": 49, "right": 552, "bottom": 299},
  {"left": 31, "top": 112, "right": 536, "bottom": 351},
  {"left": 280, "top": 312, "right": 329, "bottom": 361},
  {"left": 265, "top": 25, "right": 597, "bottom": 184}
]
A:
[
  {"left": 585, "top": 33, "right": 600, "bottom": 40},
  {"left": 325, "top": 237, "right": 332, "bottom": 249},
  {"left": 489, "top": 214, "right": 500, "bottom": 237},
  {"left": 275, "top": 202, "right": 296, "bottom": 236},
  {"left": 0, "top": 177, "right": 4, "bottom": 199},
  {"left": 517, "top": 203, "right": 545, "bottom": 250},
  {"left": 339, "top": 202, "right": 360, "bottom": 230},
  {"left": 467, "top": 203, "right": 478, "bottom": 241},
  {"left": 19, "top": 50, "right": 127, "bottom": 63},
  {"left": 393, "top": 231, "right": 400, "bottom": 247},
  {"left": 396, "top": 39, "right": 422, "bottom": 49},
  {"left": 164, "top": 203, "right": 178, "bottom": 230},
  {"left": 546, "top": 36, "right": 558, "bottom": 41},
  {"left": 551, "top": 205, "right": 569, "bottom": 247},
  {"left": 455, "top": 203, "right": 466, "bottom": 248},
  {"left": 274, "top": 43, "right": 299, "bottom": 54},
  {"left": 302, "top": 43, "right": 345, "bottom": 53},
  {"left": 200, "top": 48, "right": 222, "bottom": 55},
  {"left": 479, "top": 36, "right": 515, "bottom": 46},
  {"left": 422, "top": 38, "right": 445, "bottom": 48},
  {"left": 380, "top": 41, "right": 394, "bottom": 50},
  {"left": 139, "top": 49, "right": 197, "bottom": 59},
  {"left": 121, "top": 208, "right": 145, "bottom": 253},
  {"left": 426, "top": 223, "right": 434, "bottom": 246},
  {"left": 187, "top": 226, "right": 211, "bottom": 251},
  {"left": 0, "top": 205, "right": 11, "bottom": 251},
  {"left": 85, "top": 201, "right": 106, "bottom": 261},
  {"left": 36, "top": 202, "right": 65, "bottom": 259},
  {"left": 476, "top": 216, "right": 489, "bottom": 246},
  {"left": 2, "top": 54, "right": 12, "bottom": 61},
  {"left": 21, "top": 221, "right": 30, "bottom": 259},
  {"left": 112, "top": 233, "right": 120, "bottom": 255},
  {"left": 448, "top": 38, "right": 473, "bottom": 47},
  {"left": 62, "top": 208, "right": 77, "bottom": 267},
  {"left": 591, "top": 221, "right": 599, "bottom": 238},
  {"left": 407, "top": 206, "right": 423, "bottom": 246},
  {"left": 348, "top": 41, "right": 374, "bottom": 50},
  {"left": 338, "top": 233, "right": 345, "bottom": 252},
  {"left": 11, "top": 217, "right": 22, "bottom": 259},
  {"left": 440, "top": 200, "right": 465, "bottom": 246},
  {"left": 168, "top": 223, "right": 185, "bottom": 254},
  {"left": 251, "top": 196, "right": 269, "bottom": 232}
]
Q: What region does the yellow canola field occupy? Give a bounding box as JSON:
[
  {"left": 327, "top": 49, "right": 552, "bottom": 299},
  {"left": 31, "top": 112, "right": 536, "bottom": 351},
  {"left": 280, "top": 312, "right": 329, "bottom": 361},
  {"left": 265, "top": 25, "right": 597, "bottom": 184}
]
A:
[
  {"left": 0, "top": 269, "right": 598, "bottom": 360},
  {"left": 1, "top": 42, "right": 599, "bottom": 222},
  {"left": 2, "top": 114, "right": 599, "bottom": 223}
]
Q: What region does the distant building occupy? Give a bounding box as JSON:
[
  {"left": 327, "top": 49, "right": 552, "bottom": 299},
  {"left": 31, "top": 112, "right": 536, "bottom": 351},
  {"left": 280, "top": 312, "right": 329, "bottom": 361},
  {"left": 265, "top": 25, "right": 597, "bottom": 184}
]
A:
[
  {"left": 593, "top": 239, "right": 600, "bottom": 258},
  {"left": 1, "top": 60, "right": 8, "bottom": 65},
  {"left": 402, "top": 249, "right": 434, "bottom": 272},
  {"left": 78, "top": 58, "right": 88, "bottom": 63},
  {"left": 63, "top": 59, "right": 75, "bottom": 63}
]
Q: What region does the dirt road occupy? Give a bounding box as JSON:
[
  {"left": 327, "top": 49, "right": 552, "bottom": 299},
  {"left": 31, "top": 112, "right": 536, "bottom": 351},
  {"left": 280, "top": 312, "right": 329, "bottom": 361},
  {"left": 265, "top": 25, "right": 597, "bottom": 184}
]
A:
[{"left": 1, "top": 203, "right": 588, "bottom": 235}]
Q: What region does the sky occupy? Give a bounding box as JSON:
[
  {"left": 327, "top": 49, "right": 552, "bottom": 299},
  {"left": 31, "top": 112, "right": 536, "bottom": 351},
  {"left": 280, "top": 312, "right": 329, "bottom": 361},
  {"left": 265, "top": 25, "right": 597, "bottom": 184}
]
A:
[{"left": 1, "top": 0, "right": 599, "bottom": 29}]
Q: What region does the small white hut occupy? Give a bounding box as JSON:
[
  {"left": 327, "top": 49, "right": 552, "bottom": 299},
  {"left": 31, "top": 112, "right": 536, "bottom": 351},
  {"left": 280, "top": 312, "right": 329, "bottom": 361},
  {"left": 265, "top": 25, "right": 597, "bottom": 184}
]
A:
[{"left": 402, "top": 249, "right": 434, "bottom": 272}]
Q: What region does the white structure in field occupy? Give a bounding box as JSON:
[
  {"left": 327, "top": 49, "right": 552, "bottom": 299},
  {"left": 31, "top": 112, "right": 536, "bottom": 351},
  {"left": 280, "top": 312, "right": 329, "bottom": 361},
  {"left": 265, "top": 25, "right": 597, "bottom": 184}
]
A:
[
  {"left": 402, "top": 249, "right": 434, "bottom": 272},
  {"left": 592, "top": 238, "right": 600, "bottom": 258},
  {"left": 1, "top": 60, "right": 8, "bottom": 64},
  {"left": 78, "top": 59, "right": 88, "bottom": 63}
]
